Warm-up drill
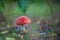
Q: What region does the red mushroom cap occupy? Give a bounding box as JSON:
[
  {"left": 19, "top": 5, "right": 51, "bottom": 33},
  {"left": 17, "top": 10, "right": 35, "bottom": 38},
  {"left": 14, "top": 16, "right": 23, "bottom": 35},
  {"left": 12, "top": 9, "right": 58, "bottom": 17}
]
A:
[{"left": 16, "top": 16, "right": 31, "bottom": 25}]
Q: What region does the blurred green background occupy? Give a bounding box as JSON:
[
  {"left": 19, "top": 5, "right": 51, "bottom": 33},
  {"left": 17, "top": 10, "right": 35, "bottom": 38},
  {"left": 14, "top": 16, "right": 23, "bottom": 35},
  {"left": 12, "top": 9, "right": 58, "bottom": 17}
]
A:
[{"left": 0, "top": 0, "right": 60, "bottom": 40}]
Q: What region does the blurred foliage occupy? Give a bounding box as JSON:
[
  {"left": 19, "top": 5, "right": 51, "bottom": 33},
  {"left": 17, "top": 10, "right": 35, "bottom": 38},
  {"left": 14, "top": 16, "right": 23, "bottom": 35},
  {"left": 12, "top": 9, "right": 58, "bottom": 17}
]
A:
[
  {"left": 0, "top": 0, "right": 59, "bottom": 28},
  {"left": 0, "top": 0, "right": 59, "bottom": 32},
  {"left": 0, "top": 0, "right": 60, "bottom": 40}
]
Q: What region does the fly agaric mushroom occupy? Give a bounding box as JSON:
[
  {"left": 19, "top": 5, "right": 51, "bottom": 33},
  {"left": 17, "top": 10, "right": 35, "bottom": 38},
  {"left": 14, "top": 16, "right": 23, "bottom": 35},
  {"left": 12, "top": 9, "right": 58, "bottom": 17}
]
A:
[
  {"left": 16, "top": 16, "right": 31, "bottom": 25},
  {"left": 16, "top": 16, "right": 31, "bottom": 39},
  {"left": 16, "top": 16, "right": 31, "bottom": 32}
]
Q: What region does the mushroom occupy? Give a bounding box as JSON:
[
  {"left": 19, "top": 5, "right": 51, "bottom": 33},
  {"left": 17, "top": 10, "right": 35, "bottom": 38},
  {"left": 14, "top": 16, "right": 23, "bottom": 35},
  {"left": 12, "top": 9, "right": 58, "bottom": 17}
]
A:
[
  {"left": 16, "top": 16, "right": 31, "bottom": 25},
  {"left": 16, "top": 16, "right": 31, "bottom": 39}
]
